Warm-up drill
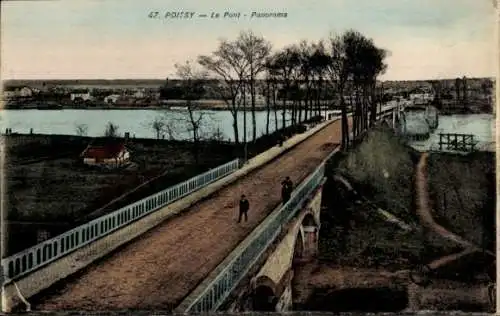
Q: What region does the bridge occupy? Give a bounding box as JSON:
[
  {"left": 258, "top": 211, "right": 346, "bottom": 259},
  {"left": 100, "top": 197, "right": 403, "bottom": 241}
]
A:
[{"left": 1, "top": 104, "right": 402, "bottom": 313}]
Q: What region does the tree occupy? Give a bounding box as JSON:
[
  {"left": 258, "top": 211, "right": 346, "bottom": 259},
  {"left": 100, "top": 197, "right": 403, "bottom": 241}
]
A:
[
  {"left": 326, "top": 32, "right": 352, "bottom": 149},
  {"left": 104, "top": 122, "right": 119, "bottom": 137},
  {"left": 293, "top": 39, "right": 335, "bottom": 125},
  {"left": 147, "top": 115, "right": 177, "bottom": 140},
  {"left": 308, "top": 40, "right": 331, "bottom": 118},
  {"left": 429, "top": 80, "right": 442, "bottom": 107},
  {"left": 198, "top": 39, "right": 249, "bottom": 145},
  {"left": 481, "top": 79, "right": 492, "bottom": 97},
  {"left": 235, "top": 31, "right": 272, "bottom": 142},
  {"left": 462, "top": 76, "right": 468, "bottom": 102},
  {"left": 150, "top": 117, "right": 165, "bottom": 139},
  {"left": 360, "top": 41, "right": 387, "bottom": 127},
  {"left": 174, "top": 60, "right": 209, "bottom": 165},
  {"left": 75, "top": 123, "right": 88, "bottom": 136},
  {"left": 455, "top": 77, "right": 462, "bottom": 103},
  {"left": 267, "top": 46, "right": 301, "bottom": 129}
]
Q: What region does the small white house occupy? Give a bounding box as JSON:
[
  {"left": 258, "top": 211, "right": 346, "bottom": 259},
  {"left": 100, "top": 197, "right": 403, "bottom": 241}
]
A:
[
  {"left": 71, "top": 92, "right": 92, "bottom": 102},
  {"left": 19, "top": 87, "right": 33, "bottom": 97},
  {"left": 133, "top": 89, "right": 146, "bottom": 99},
  {"left": 81, "top": 143, "right": 130, "bottom": 169},
  {"left": 3, "top": 90, "right": 17, "bottom": 99},
  {"left": 104, "top": 94, "right": 121, "bottom": 104},
  {"left": 2, "top": 86, "right": 33, "bottom": 99}
]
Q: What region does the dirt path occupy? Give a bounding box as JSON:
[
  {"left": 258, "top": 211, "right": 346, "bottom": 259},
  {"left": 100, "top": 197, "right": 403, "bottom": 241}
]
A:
[
  {"left": 34, "top": 118, "right": 352, "bottom": 311},
  {"left": 415, "top": 152, "right": 476, "bottom": 249}
]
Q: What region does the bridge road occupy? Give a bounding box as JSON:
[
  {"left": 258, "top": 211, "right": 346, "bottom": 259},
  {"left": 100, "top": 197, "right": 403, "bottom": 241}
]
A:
[{"left": 34, "top": 117, "right": 353, "bottom": 311}]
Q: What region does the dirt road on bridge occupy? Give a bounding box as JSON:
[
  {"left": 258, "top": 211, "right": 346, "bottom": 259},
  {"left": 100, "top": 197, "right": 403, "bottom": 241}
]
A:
[{"left": 33, "top": 118, "right": 352, "bottom": 311}]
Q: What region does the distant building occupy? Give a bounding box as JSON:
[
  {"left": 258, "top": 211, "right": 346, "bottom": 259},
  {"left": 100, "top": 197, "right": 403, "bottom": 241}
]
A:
[
  {"left": 133, "top": 89, "right": 146, "bottom": 99},
  {"left": 2, "top": 86, "right": 33, "bottom": 99},
  {"left": 71, "top": 90, "right": 92, "bottom": 102},
  {"left": 81, "top": 141, "right": 130, "bottom": 169},
  {"left": 2, "top": 90, "right": 17, "bottom": 99},
  {"left": 104, "top": 94, "right": 121, "bottom": 104},
  {"left": 19, "top": 87, "right": 33, "bottom": 97}
]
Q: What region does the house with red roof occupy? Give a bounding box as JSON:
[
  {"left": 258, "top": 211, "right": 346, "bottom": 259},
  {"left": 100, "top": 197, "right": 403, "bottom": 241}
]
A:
[{"left": 80, "top": 141, "right": 130, "bottom": 169}]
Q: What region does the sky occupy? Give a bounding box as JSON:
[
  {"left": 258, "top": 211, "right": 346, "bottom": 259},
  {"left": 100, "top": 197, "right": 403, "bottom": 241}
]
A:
[{"left": 1, "top": 0, "right": 497, "bottom": 81}]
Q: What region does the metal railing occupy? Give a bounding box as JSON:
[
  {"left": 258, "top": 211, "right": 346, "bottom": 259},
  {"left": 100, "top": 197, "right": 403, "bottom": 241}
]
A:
[
  {"left": 2, "top": 158, "right": 240, "bottom": 283},
  {"left": 2, "top": 105, "right": 398, "bottom": 288},
  {"left": 182, "top": 162, "right": 326, "bottom": 313},
  {"left": 180, "top": 105, "right": 398, "bottom": 313}
]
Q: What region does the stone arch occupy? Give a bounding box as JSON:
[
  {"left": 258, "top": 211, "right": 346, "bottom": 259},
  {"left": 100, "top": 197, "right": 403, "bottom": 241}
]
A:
[
  {"left": 252, "top": 276, "right": 278, "bottom": 311},
  {"left": 300, "top": 213, "right": 319, "bottom": 261},
  {"left": 301, "top": 212, "right": 317, "bottom": 227},
  {"left": 292, "top": 229, "right": 305, "bottom": 265},
  {"left": 292, "top": 212, "right": 320, "bottom": 266}
]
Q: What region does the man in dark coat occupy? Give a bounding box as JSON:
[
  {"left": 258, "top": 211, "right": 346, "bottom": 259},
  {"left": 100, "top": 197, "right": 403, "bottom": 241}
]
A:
[
  {"left": 281, "top": 177, "right": 294, "bottom": 204},
  {"left": 238, "top": 194, "right": 250, "bottom": 223},
  {"left": 277, "top": 134, "right": 285, "bottom": 147}
]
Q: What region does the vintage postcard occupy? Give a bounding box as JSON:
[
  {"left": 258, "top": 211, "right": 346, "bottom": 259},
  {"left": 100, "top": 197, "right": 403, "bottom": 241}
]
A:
[{"left": 0, "top": 0, "right": 497, "bottom": 314}]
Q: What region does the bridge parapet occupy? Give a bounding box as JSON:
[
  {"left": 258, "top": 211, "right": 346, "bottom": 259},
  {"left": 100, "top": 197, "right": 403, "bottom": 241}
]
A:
[{"left": 176, "top": 161, "right": 327, "bottom": 313}]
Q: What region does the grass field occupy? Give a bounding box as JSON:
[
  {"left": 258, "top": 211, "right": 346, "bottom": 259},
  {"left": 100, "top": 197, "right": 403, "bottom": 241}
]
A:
[{"left": 4, "top": 136, "right": 235, "bottom": 255}]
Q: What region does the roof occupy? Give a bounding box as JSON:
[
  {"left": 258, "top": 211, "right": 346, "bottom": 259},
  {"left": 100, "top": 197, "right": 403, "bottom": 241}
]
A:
[{"left": 82, "top": 143, "right": 126, "bottom": 160}]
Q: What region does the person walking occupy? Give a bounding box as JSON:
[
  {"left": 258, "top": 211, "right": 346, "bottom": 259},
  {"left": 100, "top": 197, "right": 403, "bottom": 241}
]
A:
[
  {"left": 277, "top": 134, "right": 285, "bottom": 147},
  {"left": 238, "top": 194, "right": 250, "bottom": 223},
  {"left": 285, "top": 176, "right": 293, "bottom": 191},
  {"left": 281, "top": 177, "right": 293, "bottom": 204}
]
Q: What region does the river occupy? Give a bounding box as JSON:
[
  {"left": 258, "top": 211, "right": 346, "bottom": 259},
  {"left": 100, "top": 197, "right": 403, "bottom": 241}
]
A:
[
  {"left": 0, "top": 109, "right": 302, "bottom": 142},
  {"left": 0, "top": 108, "right": 494, "bottom": 146},
  {"left": 407, "top": 114, "right": 495, "bottom": 151}
]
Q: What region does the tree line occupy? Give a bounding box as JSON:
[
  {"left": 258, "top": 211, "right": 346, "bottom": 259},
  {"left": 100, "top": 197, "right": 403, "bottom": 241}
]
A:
[{"left": 164, "top": 29, "right": 387, "bottom": 153}]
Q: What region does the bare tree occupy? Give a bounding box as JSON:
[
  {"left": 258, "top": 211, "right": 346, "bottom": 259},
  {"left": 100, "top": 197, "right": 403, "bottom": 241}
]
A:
[
  {"left": 146, "top": 114, "right": 177, "bottom": 140},
  {"left": 235, "top": 30, "right": 272, "bottom": 142},
  {"left": 149, "top": 116, "right": 165, "bottom": 139},
  {"left": 326, "top": 31, "right": 353, "bottom": 149},
  {"left": 174, "top": 60, "right": 209, "bottom": 165},
  {"left": 198, "top": 40, "right": 248, "bottom": 145},
  {"left": 75, "top": 123, "right": 88, "bottom": 136},
  {"left": 462, "top": 76, "right": 468, "bottom": 102},
  {"left": 267, "top": 46, "right": 301, "bottom": 129},
  {"left": 455, "top": 77, "right": 462, "bottom": 104},
  {"left": 298, "top": 40, "right": 316, "bottom": 122},
  {"left": 309, "top": 41, "right": 331, "bottom": 118},
  {"left": 104, "top": 122, "right": 119, "bottom": 138}
]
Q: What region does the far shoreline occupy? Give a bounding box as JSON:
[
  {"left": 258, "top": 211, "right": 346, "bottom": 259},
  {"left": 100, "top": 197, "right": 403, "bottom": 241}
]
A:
[{"left": 2, "top": 106, "right": 286, "bottom": 111}]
